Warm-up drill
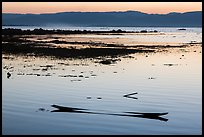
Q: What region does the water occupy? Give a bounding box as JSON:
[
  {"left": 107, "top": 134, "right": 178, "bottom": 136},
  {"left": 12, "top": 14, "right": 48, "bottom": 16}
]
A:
[
  {"left": 3, "top": 26, "right": 202, "bottom": 46},
  {"left": 2, "top": 26, "right": 202, "bottom": 135},
  {"left": 2, "top": 25, "right": 202, "bottom": 33}
]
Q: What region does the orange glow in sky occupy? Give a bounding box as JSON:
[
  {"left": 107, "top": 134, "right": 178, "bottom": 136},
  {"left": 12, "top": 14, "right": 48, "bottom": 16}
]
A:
[{"left": 2, "top": 2, "right": 202, "bottom": 14}]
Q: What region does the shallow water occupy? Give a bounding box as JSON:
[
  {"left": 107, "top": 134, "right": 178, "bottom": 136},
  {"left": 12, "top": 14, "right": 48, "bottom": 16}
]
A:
[
  {"left": 2, "top": 44, "right": 202, "bottom": 135},
  {"left": 5, "top": 26, "right": 202, "bottom": 47},
  {"left": 2, "top": 26, "right": 202, "bottom": 33}
]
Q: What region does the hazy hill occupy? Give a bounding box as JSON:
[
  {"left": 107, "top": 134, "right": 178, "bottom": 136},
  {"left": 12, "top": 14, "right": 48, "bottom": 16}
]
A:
[{"left": 2, "top": 11, "right": 202, "bottom": 27}]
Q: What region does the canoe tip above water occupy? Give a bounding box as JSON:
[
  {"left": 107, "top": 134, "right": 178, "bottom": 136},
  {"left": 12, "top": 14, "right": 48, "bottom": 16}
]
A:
[{"left": 125, "top": 112, "right": 169, "bottom": 116}]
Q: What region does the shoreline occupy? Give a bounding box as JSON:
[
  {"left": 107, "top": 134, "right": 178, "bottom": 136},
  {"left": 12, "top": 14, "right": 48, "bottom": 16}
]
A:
[
  {"left": 2, "top": 29, "right": 202, "bottom": 59},
  {"left": 2, "top": 28, "right": 158, "bottom": 35}
]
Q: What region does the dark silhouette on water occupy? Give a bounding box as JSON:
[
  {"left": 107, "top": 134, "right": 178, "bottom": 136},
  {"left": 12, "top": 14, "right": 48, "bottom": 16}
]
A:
[
  {"left": 51, "top": 104, "right": 88, "bottom": 113},
  {"left": 2, "top": 28, "right": 158, "bottom": 36},
  {"left": 99, "top": 59, "right": 118, "bottom": 65},
  {"left": 123, "top": 92, "right": 138, "bottom": 100},
  {"left": 51, "top": 104, "right": 168, "bottom": 122},
  {"left": 7, "top": 72, "right": 11, "bottom": 79},
  {"left": 178, "top": 28, "right": 186, "bottom": 30},
  {"left": 2, "top": 34, "right": 155, "bottom": 59},
  {"left": 3, "top": 29, "right": 195, "bottom": 60}
]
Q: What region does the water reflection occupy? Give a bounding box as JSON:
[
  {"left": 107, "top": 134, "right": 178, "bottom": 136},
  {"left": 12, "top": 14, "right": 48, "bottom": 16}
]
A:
[
  {"left": 2, "top": 42, "right": 202, "bottom": 134},
  {"left": 51, "top": 104, "right": 168, "bottom": 122}
]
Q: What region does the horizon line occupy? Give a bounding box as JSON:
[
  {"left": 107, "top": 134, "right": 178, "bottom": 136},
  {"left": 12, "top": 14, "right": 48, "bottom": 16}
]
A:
[{"left": 2, "top": 10, "right": 202, "bottom": 15}]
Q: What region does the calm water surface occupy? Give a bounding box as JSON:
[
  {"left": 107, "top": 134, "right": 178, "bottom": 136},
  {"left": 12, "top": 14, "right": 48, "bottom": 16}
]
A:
[
  {"left": 10, "top": 26, "right": 201, "bottom": 47},
  {"left": 2, "top": 45, "right": 202, "bottom": 135},
  {"left": 2, "top": 26, "right": 202, "bottom": 135}
]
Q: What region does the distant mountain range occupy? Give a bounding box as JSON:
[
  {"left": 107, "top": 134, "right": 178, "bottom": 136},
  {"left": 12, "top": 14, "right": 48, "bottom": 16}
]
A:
[{"left": 2, "top": 11, "right": 202, "bottom": 27}]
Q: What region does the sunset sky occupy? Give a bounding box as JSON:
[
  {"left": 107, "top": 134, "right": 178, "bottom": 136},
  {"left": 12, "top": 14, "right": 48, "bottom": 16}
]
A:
[{"left": 2, "top": 2, "right": 202, "bottom": 14}]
